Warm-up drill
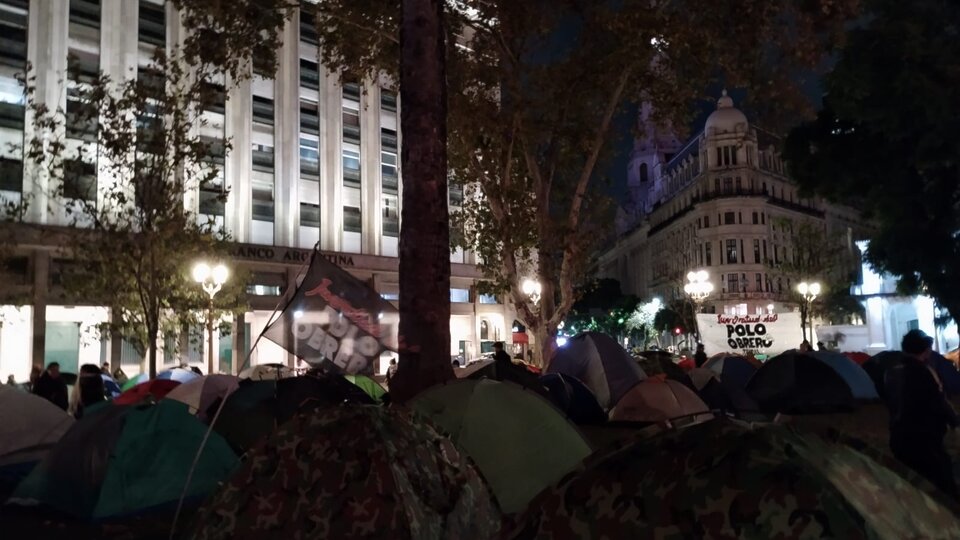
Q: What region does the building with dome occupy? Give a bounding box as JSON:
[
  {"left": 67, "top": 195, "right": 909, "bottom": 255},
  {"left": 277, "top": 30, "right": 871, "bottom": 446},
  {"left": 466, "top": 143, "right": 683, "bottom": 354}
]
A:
[{"left": 601, "top": 91, "right": 864, "bottom": 317}]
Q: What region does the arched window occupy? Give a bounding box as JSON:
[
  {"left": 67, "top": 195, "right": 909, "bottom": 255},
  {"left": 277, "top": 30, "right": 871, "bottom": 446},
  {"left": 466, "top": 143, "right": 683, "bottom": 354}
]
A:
[
  {"left": 639, "top": 163, "right": 649, "bottom": 183},
  {"left": 480, "top": 320, "right": 489, "bottom": 340}
]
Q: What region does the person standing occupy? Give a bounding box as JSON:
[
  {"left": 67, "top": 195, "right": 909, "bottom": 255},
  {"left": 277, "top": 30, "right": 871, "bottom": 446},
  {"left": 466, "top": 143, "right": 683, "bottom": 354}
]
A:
[
  {"left": 884, "top": 329, "right": 959, "bottom": 498},
  {"left": 492, "top": 341, "right": 513, "bottom": 376},
  {"left": 33, "top": 362, "right": 68, "bottom": 411},
  {"left": 386, "top": 358, "right": 398, "bottom": 386},
  {"left": 694, "top": 343, "right": 708, "bottom": 367}
]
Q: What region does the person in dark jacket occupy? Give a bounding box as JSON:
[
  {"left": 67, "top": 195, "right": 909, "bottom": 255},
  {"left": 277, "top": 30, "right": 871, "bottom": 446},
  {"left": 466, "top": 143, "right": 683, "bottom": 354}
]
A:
[
  {"left": 492, "top": 341, "right": 513, "bottom": 377},
  {"left": 884, "top": 329, "right": 959, "bottom": 498},
  {"left": 33, "top": 362, "right": 68, "bottom": 411},
  {"left": 693, "top": 344, "right": 708, "bottom": 367}
]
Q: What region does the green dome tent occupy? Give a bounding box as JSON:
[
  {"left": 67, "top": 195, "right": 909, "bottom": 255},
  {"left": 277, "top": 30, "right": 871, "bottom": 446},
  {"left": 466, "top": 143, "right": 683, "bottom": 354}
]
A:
[
  {"left": 10, "top": 400, "right": 238, "bottom": 520},
  {"left": 410, "top": 379, "right": 591, "bottom": 514},
  {"left": 344, "top": 374, "right": 387, "bottom": 402}
]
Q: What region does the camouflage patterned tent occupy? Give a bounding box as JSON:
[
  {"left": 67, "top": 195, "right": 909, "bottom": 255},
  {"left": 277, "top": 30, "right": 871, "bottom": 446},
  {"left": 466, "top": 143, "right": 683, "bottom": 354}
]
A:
[
  {"left": 190, "top": 405, "right": 502, "bottom": 540},
  {"left": 509, "top": 418, "right": 960, "bottom": 539}
]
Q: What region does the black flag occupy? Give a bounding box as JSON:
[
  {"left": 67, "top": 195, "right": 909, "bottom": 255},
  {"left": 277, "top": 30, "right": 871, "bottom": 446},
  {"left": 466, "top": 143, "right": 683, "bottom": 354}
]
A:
[{"left": 262, "top": 250, "right": 398, "bottom": 374}]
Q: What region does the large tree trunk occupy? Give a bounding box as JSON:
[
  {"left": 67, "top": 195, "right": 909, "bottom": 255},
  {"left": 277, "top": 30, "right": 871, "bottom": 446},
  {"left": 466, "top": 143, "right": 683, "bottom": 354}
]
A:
[
  {"left": 390, "top": 0, "right": 453, "bottom": 402},
  {"left": 147, "top": 321, "right": 159, "bottom": 379}
]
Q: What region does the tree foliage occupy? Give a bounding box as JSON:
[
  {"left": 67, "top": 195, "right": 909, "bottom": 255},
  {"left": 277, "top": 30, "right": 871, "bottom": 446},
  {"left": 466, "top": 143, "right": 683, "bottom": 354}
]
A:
[
  {"left": 564, "top": 278, "right": 640, "bottom": 339},
  {"left": 766, "top": 218, "right": 864, "bottom": 324},
  {"left": 784, "top": 0, "right": 960, "bottom": 321},
  {"left": 309, "top": 0, "right": 857, "bottom": 365}
]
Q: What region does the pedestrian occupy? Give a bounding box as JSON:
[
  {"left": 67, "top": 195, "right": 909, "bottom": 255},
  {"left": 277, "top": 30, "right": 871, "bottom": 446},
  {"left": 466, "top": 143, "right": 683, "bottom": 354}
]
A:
[
  {"left": 694, "top": 343, "right": 708, "bottom": 368},
  {"left": 799, "top": 340, "right": 812, "bottom": 353},
  {"left": 5, "top": 374, "right": 15, "bottom": 386},
  {"left": 816, "top": 341, "right": 826, "bottom": 351},
  {"left": 883, "top": 329, "right": 959, "bottom": 498},
  {"left": 71, "top": 364, "right": 106, "bottom": 419},
  {"left": 27, "top": 365, "right": 41, "bottom": 393},
  {"left": 492, "top": 341, "right": 513, "bottom": 380},
  {"left": 112, "top": 366, "right": 128, "bottom": 385},
  {"left": 386, "top": 358, "right": 398, "bottom": 385},
  {"left": 33, "top": 362, "right": 68, "bottom": 411},
  {"left": 101, "top": 362, "right": 111, "bottom": 375}
]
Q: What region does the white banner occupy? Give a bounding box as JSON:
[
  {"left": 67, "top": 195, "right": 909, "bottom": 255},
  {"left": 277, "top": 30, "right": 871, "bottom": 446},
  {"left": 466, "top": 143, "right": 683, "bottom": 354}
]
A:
[{"left": 696, "top": 313, "right": 812, "bottom": 356}]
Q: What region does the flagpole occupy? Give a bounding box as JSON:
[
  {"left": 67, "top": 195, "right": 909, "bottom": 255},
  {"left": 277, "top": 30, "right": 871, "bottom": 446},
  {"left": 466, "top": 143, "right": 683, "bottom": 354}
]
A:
[{"left": 238, "top": 244, "right": 319, "bottom": 373}]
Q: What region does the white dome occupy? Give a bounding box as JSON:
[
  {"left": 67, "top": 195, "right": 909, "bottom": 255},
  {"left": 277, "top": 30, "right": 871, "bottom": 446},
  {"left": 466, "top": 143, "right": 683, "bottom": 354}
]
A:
[{"left": 704, "top": 90, "right": 747, "bottom": 134}]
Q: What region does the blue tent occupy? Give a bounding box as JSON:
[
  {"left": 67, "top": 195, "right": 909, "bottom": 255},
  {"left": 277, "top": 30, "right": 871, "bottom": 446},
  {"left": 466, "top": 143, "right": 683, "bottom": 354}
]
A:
[{"left": 810, "top": 351, "right": 879, "bottom": 400}]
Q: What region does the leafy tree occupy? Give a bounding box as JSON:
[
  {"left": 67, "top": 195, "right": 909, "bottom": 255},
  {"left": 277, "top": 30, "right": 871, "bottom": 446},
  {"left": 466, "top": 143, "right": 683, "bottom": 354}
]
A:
[
  {"left": 784, "top": 0, "right": 960, "bottom": 324},
  {"left": 309, "top": 0, "right": 856, "bottom": 366},
  {"left": 564, "top": 278, "right": 640, "bottom": 340},
  {"left": 23, "top": 2, "right": 293, "bottom": 377},
  {"left": 767, "top": 218, "right": 864, "bottom": 324}
]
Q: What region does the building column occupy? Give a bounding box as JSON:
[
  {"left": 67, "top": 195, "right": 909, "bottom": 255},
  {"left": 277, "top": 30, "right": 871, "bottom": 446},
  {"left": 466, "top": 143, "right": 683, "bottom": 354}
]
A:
[
  {"left": 321, "top": 68, "right": 341, "bottom": 252},
  {"left": 865, "top": 296, "right": 887, "bottom": 353},
  {"left": 360, "top": 80, "right": 380, "bottom": 255},
  {"left": 24, "top": 1, "right": 69, "bottom": 225},
  {"left": 274, "top": 13, "right": 300, "bottom": 248},
  {"left": 31, "top": 251, "right": 49, "bottom": 370},
  {"left": 232, "top": 312, "right": 247, "bottom": 375},
  {"left": 226, "top": 72, "right": 252, "bottom": 243}
]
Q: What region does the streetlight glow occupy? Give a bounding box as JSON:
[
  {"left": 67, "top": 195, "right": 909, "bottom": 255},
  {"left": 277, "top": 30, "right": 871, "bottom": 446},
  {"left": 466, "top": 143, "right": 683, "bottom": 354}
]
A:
[
  {"left": 193, "top": 260, "right": 230, "bottom": 375},
  {"left": 797, "top": 280, "right": 821, "bottom": 343},
  {"left": 192, "top": 262, "right": 211, "bottom": 283}
]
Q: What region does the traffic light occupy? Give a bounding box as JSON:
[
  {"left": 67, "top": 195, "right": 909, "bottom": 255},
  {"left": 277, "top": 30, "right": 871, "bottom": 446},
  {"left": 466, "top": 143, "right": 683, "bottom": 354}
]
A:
[{"left": 674, "top": 327, "right": 682, "bottom": 335}]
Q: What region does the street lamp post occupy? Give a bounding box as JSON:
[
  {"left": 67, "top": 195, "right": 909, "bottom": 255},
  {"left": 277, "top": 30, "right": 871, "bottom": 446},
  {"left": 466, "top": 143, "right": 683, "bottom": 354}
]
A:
[
  {"left": 192, "top": 261, "right": 229, "bottom": 375},
  {"left": 683, "top": 270, "right": 713, "bottom": 340},
  {"left": 796, "top": 281, "right": 821, "bottom": 343}
]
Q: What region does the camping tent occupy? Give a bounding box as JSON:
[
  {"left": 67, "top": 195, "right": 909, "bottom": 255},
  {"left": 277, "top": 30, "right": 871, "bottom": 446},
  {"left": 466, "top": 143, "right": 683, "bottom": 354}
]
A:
[
  {"left": 547, "top": 332, "right": 646, "bottom": 409},
  {"left": 191, "top": 405, "right": 502, "bottom": 539},
  {"left": 810, "top": 351, "right": 879, "bottom": 400},
  {"left": 510, "top": 419, "right": 960, "bottom": 539},
  {"left": 10, "top": 400, "right": 237, "bottom": 520},
  {"left": 747, "top": 351, "right": 855, "bottom": 414},
  {"left": 609, "top": 379, "right": 710, "bottom": 424},
  {"left": 410, "top": 379, "right": 591, "bottom": 514}
]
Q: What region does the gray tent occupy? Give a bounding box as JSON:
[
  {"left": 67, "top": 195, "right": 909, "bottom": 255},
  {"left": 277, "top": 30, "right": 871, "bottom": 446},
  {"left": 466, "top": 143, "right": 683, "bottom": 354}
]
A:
[
  {"left": 0, "top": 385, "right": 74, "bottom": 468},
  {"left": 547, "top": 332, "right": 646, "bottom": 409}
]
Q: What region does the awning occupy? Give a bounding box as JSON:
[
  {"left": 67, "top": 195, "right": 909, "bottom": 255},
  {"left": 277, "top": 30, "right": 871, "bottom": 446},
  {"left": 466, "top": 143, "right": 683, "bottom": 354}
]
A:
[{"left": 512, "top": 332, "right": 529, "bottom": 344}]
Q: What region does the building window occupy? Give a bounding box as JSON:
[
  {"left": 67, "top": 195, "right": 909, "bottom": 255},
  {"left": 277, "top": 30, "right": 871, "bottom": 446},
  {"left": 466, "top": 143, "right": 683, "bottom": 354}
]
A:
[
  {"left": 343, "top": 205, "right": 361, "bottom": 233},
  {"left": 300, "top": 58, "right": 319, "bottom": 90},
  {"left": 343, "top": 147, "right": 361, "bottom": 185},
  {"left": 381, "top": 89, "right": 397, "bottom": 112},
  {"left": 479, "top": 293, "right": 497, "bottom": 304},
  {"left": 342, "top": 105, "right": 360, "bottom": 144},
  {"left": 714, "top": 178, "right": 720, "bottom": 193},
  {"left": 137, "top": 0, "right": 165, "bottom": 48},
  {"left": 705, "top": 242, "right": 712, "bottom": 266},
  {"left": 300, "top": 4, "right": 318, "bottom": 45},
  {"left": 726, "top": 239, "right": 738, "bottom": 264},
  {"left": 731, "top": 147, "right": 738, "bottom": 165},
  {"left": 752, "top": 211, "right": 758, "bottom": 224},
  {"left": 450, "top": 288, "right": 470, "bottom": 303},
  {"left": 753, "top": 239, "right": 760, "bottom": 263},
  {"left": 252, "top": 96, "right": 274, "bottom": 126},
  {"left": 703, "top": 215, "right": 710, "bottom": 228},
  {"left": 0, "top": 0, "right": 29, "bottom": 193},
  {"left": 300, "top": 137, "right": 319, "bottom": 178},
  {"left": 480, "top": 320, "right": 489, "bottom": 340},
  {"left": 252, "top": 180, "right": 274, "bottom": 222},
  {"left": 639, "top": 163, "right": 648, "bottom": 182},
  {"left": 724, "top": 212, "right": 735, "bottom": 225},
  {"left": 299, "top": 99, "right": 319, "bottom": 133},
  {"left": 755, "top": 273, "right": 762, "bottom": 292},
  {"left": 252, "top": 143, "right": 274, "bottom": 172},
  {"left": 382, "top": 195, "right": 399, "bottom": 237},
  {"left": 735, "top": 177, "right": 742, "bottom": 192},
  {"left": 300, "top": 202, "right": 320, "bottom": 228},
  {"left": 63, "top": 158, "right": 97, "bottom": 201},
  {"left": 343, "top": 81, "right": 361, "bottom": 101},
  {"left": 449, "top": 183, "right": 464, "bottom": 207},
  {"left": 728, "top": 273, "right": 739, "bottom": 294},
  {"left": 724, "top": 177, "right": 733, "bottom": 194}
]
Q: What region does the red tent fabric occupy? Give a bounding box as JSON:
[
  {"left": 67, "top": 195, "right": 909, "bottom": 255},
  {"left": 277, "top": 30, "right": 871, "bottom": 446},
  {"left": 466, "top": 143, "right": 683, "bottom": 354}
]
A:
[
  {"left": 844, "top": 352, "right": 871, "bottom": 365},
  {"left": 677, "top": 358, "right": 695, "bottom": 372},
  {"left": 114, "top": 379, "right": 181, "bottom": 405}
]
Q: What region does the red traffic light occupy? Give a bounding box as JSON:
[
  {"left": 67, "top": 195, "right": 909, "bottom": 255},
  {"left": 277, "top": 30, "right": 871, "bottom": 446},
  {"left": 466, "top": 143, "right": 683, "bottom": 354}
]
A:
[{"left": 674, "top": 327, "right": 682, "bottom": 335}]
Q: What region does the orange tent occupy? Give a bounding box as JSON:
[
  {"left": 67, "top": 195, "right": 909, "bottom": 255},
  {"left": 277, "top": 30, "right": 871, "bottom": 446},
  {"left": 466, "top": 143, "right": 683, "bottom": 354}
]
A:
[{"left": 610, "top": 379, "right": 709, "bottom": 424}]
